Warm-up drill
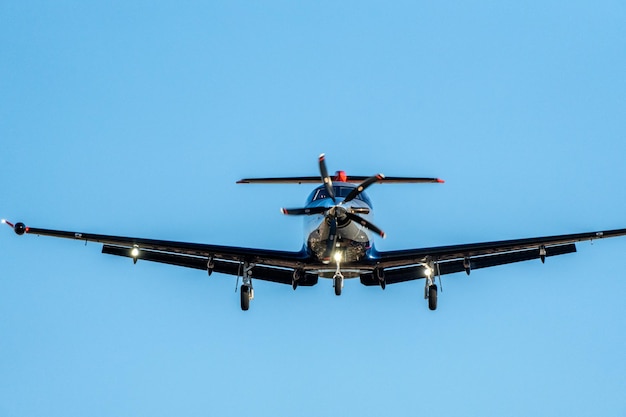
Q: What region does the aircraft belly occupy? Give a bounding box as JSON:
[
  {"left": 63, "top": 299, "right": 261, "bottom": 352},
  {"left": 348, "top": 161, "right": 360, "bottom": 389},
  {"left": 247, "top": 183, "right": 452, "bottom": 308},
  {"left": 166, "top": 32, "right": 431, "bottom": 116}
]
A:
[{"left": 316, "top": 269, "right": 362, "bottom": 279}]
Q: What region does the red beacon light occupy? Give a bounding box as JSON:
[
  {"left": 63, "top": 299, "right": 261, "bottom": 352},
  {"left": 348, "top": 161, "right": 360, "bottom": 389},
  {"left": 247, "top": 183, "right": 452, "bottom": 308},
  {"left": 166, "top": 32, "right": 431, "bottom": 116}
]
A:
[{"left": 334, "top": 170, "right": 348, "bottom": 182}]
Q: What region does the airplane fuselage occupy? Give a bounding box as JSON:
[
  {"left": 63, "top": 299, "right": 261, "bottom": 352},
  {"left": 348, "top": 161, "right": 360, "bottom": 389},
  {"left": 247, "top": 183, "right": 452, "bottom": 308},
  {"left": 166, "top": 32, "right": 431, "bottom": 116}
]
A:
[{"left": 303, "top": 183, "right": 375, "bottom": 273}]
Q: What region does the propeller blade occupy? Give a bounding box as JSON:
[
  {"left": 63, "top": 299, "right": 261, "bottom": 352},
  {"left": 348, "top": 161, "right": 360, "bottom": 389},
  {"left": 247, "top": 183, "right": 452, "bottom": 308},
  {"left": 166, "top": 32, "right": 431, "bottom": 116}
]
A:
[
  {"left": 323, "top": 216, "right": 338, "bottom": 260},
  {"left": 346, "top": 213, "right": 386, "bottom": 239},
  {"left": 281, "top": 206, "right": 328, "bottom": 216},
  {"left": 318, "top": 154, "right": 336, "bottom": 203},
  {"left": 342, "top": 174, "right": 384, "bottom": 204},
  {"left": 349, "top": 207, "right": 370, "bottom": 215}
]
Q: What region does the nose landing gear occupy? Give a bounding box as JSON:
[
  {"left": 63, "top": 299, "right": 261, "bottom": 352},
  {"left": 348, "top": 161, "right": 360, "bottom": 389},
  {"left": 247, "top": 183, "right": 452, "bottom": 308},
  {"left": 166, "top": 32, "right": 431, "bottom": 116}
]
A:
[
  {"left": 333, "top": 252, "right": 344, "bottom": 296},
  {"left": 333, "top": 272, "right": 344, "bottom": 296}
]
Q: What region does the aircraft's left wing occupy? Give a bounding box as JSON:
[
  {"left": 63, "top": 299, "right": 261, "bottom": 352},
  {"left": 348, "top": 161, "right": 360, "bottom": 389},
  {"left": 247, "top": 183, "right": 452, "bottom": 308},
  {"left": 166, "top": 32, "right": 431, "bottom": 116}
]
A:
[
  {"left": 3, "top": 221, "right": 319, "bottom": 286},
  {"left": 360, "top": 227, "right": 626, "bottom": 285}
]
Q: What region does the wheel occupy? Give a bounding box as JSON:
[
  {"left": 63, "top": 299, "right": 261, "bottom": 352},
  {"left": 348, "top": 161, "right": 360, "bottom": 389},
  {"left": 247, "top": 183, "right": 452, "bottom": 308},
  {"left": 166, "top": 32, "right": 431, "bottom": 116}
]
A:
[
  {"left": 428, "top": 284, "right": 437, "bottom": 311},
  {"left": 240, "top": 285, "right": 251, "bottom": 311},
  {"left": 334, "top": 276, "right": 342, "bottom": 296}
]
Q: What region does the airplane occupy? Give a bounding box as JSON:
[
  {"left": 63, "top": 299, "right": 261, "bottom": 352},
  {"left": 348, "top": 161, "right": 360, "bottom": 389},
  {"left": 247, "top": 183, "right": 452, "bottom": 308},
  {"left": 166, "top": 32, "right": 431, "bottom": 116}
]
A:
[{"left": 3, "top": 154, "right": 626, "bottom": 311}]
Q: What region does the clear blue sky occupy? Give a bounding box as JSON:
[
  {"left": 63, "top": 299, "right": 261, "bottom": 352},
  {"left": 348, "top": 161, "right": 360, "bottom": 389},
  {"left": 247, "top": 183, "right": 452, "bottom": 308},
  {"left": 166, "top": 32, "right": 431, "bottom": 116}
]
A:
[{"left": 1, "top": 1, "right": 625, "bottom": 416}]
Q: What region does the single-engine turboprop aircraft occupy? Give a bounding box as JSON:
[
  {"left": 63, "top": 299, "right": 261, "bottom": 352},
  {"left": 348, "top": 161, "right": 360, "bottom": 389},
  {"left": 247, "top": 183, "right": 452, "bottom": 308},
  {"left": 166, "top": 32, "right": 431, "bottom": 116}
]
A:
[{"left": 4, "top": 154, "right": 626, "bottom": 311}]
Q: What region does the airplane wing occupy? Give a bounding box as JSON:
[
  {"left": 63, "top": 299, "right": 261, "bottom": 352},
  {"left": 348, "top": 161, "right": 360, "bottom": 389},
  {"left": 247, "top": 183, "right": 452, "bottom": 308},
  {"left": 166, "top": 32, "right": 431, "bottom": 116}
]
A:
[
  {"left": 6, "top": 220, "right": 626, "bottom": 288},
  {"left": 3, "top": 221, "right": 319, "bottom": 286},
  {"left": 360, "top": 228, "right": 626, "bottom": 285}
]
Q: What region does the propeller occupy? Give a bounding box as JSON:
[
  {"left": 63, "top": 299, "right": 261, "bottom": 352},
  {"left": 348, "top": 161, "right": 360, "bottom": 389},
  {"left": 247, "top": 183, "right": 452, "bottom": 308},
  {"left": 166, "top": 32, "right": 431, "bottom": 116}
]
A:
[
  {"left": 325, "top": 216, "right": 338, "bottom": 260},
  {"left": 345, "top": 212, "right": 386, "bottom": 238},
  {"left": 280, "top": 207, "right": 328, "bottom": 216},
  {"left": 341, "top": 173, "right": 384, "bottom": 204},
  {"left": 318, "top": 153, "right": 336, "bottom": 204},
  {"left": 282, "top": 154, "right": 386, "bottom": 239}
]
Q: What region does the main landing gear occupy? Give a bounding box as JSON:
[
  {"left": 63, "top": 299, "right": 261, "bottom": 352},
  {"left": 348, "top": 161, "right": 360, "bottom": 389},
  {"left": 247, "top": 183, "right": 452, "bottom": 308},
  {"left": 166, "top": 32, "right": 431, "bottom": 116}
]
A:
[
  {"left": 240, "top": 262, "right": 254, "bottom": 311},
  {"left": 424, "top": 264, "right": 438, "bottom": 311},
  {"left": 427, "top": 281, "right": 438, "bottom": 311},
  {"left": 240, "top": 284, "right": 253, "bottom": 311}
]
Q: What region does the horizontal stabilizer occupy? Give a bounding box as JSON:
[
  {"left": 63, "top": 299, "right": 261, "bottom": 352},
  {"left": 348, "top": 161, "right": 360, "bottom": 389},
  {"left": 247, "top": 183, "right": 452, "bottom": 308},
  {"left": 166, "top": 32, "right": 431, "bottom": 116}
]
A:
[{"left": 237, "top": 176, "right": 444, "bottom": 184}]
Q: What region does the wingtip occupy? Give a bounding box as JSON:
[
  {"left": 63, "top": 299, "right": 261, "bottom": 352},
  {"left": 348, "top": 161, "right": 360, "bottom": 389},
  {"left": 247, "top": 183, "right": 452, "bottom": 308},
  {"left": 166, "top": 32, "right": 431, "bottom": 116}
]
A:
[
  {"left": 436, "top": 178, "right": 445, "bottom": 184},
  {"left": 319, "top": 153, "right": 326, "bottom": 161}
]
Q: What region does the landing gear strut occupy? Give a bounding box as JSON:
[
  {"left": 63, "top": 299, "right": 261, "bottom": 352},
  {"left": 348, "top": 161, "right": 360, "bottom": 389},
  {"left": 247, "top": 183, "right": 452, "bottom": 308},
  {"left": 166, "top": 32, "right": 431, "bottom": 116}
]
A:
[
  {"left": 240, "top": 262, "right": 254, "bottom": 311},
  {"left": 424, "top": 263, "right": 438, "bottom": 311},
  {"left": 333, "top": 252, "right": 344, "bottom": 296}
]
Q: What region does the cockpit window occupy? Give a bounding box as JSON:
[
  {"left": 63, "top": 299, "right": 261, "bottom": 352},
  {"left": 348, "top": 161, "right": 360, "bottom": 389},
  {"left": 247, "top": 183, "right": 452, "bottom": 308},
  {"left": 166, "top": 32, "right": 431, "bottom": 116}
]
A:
[{"left": 308, "top": 185, "right": 373, "bottom": 207}]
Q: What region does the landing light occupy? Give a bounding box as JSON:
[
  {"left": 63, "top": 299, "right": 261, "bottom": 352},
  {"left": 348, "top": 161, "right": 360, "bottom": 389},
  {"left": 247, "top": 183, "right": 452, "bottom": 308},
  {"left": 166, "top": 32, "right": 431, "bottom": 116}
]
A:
[
  {"left": 333, "top": 252, "right": 342, "bottom": 262},
  {"left": 1, "top": 219, "right": 5, "bottom": 224},
  {"left": 131, "top": 247, "right": 140, "bottom": 258},
  {"left": 424, "top": 266, "right": 433, "bottom": 276}
]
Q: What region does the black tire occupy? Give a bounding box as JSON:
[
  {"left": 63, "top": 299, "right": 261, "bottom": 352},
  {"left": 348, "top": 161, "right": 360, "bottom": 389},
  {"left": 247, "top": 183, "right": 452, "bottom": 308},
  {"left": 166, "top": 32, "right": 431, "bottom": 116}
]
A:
[
  {"left": 240, "top": 285, "right": 250, "bottom": 311},
  {"left": 334, "top": 277, "right": 342, "bottom": 296},
  {"left": 428, "top": 285, "right": 438, "bottom": 311}
]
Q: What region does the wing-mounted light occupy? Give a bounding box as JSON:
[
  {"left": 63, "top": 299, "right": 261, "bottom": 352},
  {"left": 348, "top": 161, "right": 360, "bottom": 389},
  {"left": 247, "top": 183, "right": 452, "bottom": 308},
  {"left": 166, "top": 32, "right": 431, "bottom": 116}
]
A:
[
  {"left": 3, "top": 220, "right": 28, "bottom": 235},
  {"left": 131, "top": 246, "right": 140, "bottom": 264}
]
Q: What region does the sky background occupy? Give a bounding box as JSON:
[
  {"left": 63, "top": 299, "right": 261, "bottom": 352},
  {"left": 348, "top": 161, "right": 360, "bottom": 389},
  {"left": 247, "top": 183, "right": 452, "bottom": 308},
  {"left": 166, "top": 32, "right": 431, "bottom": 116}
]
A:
[{"left": 1, "top": 1, "right": 625, "bottom": 416}]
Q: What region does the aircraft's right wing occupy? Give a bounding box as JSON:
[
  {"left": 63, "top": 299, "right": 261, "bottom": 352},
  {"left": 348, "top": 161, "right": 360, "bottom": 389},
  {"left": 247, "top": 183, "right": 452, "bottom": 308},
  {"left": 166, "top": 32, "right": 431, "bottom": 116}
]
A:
[{"left": 360, "top": 228, "right": 626, "bottom": 285}]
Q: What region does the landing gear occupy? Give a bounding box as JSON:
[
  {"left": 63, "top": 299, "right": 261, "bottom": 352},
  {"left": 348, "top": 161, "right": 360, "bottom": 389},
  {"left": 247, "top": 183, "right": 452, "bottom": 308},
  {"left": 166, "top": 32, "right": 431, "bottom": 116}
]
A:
[
  {"left": 239, "top": 262, "right": 254, "bottom": 311},
  {"left": 240, "top": 284, "right": 253, "bottom": 311},
  {"left": 333, "top": 252, "right": 344, "bottom": 296},
  {"left": 424, "top": 263, "right": 438, "bottom": 311},
  {"left": 428, "top": 284, "right": 438, "bottom": 311},
  {"left": 333, "top": 273, "right": 344, "bottom": 296}
]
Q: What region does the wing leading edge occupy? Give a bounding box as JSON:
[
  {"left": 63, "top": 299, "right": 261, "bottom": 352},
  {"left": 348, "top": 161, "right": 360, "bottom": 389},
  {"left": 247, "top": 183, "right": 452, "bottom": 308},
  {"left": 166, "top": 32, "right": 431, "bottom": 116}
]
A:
[
  {"left": 5, "top": 222, "right": 318, "bottom": 286},
  {"left": 4, "top": 221, "right": 626, "bottom": 288},
  {"left": 361, "top": 228, "right": 626, "bottom": 285}
]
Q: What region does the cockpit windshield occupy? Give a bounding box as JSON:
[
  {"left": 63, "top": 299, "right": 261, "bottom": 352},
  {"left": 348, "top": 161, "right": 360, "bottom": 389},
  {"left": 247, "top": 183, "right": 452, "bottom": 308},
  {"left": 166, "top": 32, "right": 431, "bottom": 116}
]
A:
[{"left": 307, "top": 185, "right": 373, "bottom": 207}]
